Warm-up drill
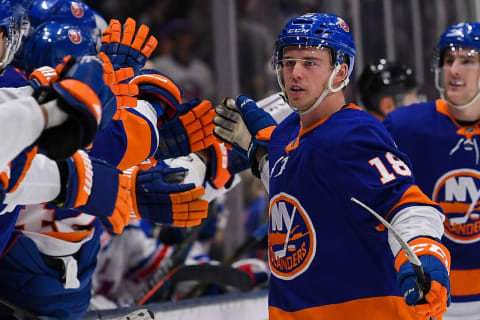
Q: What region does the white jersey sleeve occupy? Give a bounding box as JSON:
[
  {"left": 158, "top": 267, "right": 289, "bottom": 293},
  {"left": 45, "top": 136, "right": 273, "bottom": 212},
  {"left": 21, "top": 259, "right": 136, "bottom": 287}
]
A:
[
  {"left": 2, "top": 153, "right": 61, "bottom": 211},
  {"left": 0, "top": 87, "right": 45, "bottom": 170},
  {"left": 388, "top": 205, "right": 445, "bottom": 256}
]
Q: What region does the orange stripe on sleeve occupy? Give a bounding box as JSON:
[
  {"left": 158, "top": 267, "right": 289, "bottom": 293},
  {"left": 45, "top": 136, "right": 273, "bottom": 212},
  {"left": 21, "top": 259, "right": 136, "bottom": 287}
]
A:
[{"left": 386, "top": 185, "right": 438, "bottom": 220}]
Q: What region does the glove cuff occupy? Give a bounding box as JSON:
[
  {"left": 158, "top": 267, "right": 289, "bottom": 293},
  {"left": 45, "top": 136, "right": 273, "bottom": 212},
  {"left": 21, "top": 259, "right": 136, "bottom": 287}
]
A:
[
  {"left": 124, "top": 166, "right": 141, "bottom": 218},
  {"left": 394, "top": 237, "right": 451, "bottom": 272}
]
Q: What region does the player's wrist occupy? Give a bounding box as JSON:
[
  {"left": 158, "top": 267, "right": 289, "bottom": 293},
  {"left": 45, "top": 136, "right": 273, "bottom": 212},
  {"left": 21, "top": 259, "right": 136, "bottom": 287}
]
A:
[{"left": 41, "top": 100, "right": 69, "bottom": 128}]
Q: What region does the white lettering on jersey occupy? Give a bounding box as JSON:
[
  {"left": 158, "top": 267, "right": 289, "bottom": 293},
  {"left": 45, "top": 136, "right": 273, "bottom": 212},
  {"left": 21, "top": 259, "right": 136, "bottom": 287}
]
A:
[{"left": 445, "top": 176, "right": 480, "bottom": 202}]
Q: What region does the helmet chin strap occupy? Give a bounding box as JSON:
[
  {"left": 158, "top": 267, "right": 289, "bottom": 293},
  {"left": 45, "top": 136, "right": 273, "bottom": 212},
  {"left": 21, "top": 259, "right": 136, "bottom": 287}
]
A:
[
  {"left": 278, "top": 64, "right": 349, "bottom": 115},
  {"left": 435, "top": 67, "right": 480, "bottom": 110}
]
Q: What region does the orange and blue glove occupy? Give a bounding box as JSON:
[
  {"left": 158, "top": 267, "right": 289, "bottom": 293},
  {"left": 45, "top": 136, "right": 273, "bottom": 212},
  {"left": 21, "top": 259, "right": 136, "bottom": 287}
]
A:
[
  {"left": 204, "top": 142, "right": 249, "bottom": 189},
  {"left": 97, "top": 52, "right": 139, "bottom": 108},
  {"left": 155, "top": 98, "right": 217, "bottom": 159},
  {"left": 55, "top": 150, "right": 132, "bottom": 234},
  {"left": 33, "top": 56, "right": 116, "bottom": 160},
  {"left": 100, "top": 17, "right": 157, "bottom": 72},
  {"left": 395, "top": 237, "right": 451, "bottom": 320},
  {"left": 128, "top": 162, "right": 208, "bottom": 227}
]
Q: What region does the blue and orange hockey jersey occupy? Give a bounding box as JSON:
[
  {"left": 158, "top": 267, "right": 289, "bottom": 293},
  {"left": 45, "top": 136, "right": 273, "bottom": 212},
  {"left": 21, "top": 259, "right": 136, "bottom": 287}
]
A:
[
  {"left": 267, "top": 104, "right": 438, "bottom": 319},
  {"left": 385, "top": 99, "right": 480, "bottom": 303}
]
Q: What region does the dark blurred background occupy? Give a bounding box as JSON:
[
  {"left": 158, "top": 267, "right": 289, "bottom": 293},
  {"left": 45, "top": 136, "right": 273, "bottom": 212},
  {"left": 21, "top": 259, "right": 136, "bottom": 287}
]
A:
[{"left": 84, "top": 0, "right": 480, "bottom": 105}]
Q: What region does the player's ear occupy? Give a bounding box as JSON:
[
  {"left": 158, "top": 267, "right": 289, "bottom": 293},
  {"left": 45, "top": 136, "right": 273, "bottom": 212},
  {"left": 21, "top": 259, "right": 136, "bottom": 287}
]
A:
[
  {"left": 378, "top": 96, "right": 396, "bottom": 117},
  {"left": 334, "top": 63, "right": 349, "bottom": 86}
]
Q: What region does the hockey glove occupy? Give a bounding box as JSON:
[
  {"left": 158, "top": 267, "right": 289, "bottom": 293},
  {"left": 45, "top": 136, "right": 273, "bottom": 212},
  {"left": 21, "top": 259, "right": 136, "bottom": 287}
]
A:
[
  {"left": 28, "top": 66, "right": 59, "bottom": 89},
  {"left": 155, "top": 99, "right": 216, "bottom": 159},
  {"left": 32, "top": 56, "right": 107, "bottom": 160},
  {"left": 127, "top": 163, "right": 208, "bottom": 227},
  {"left": 214, "top": 95, "right": 276, "bottom": 175},
  {"left": 395, "top": 237, "right": 451, "bottom": 320},
  {"left": 98, "top": 52, "right": 139, "bottom": 108},
  {"left": 101, "top": 17, "right": 158, "bottom": 72},
  {"left": 55, "top": 150, "right": 132, "bottom": 234},
  {"left": 126, "top": 68, "right": 183, "bottom": 119},
  {"left": 203, "top": 142, "right": 249, "bottom": 189}
]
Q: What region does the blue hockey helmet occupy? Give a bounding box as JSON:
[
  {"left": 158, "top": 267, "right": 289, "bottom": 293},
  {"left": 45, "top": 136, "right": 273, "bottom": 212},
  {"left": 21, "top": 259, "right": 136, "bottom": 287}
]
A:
[
  {"left": 273, "top": 13, "right": 356, "bottom": 79},
  {"left": 23, "top": 21, "right": 96, "bottom": 74},
  {"left": 0, "top": 0, "right": 30, "bottom": 71},
  {"left": 27, "top": 0, "right": 96, "bottom": 30},
  {"left": 435, "top": 22, "right": 480, "bottom": 68},
  {"left": 273, "top": 13, "right": 356, "bottom": 114},
  {"left": 12, "top": 0, "right": 100, "bottom": 69}
]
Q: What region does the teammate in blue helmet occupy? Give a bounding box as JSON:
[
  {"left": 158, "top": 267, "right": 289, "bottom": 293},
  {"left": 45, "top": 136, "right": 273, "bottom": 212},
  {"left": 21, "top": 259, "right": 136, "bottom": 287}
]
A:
[
  {"left": 214, "top": 12, "right": 450, "bottom": 319},
  {"left": 12, "top": 0, "right": 106, "bottom": 69},
  {"left": 22, "top": 21, "right": 96, "bottom": 75},
  {"left": 384, "top": 22, "right": 480, "bottom": 320}
]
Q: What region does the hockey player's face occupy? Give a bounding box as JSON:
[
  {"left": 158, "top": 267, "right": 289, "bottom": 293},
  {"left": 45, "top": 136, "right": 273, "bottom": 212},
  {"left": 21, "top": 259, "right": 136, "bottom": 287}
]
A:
[
  {"left": 443, "top": 48, "right": 480, "bottom": 105},
  {"left": 281, "top": 46, "right": 333, "bottom": 111}
]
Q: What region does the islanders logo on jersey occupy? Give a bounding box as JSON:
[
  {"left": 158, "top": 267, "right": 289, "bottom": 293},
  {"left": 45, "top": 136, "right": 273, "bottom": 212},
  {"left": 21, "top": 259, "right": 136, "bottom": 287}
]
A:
[
  {"left": 70, "top": 2, "right": 84, "bottom": 18},
  {"left": 269, "top": 193, "right": 316, "bottom": 280},
  {"left": 68, "top": 29, "right": 82, "bottom": 44},
  {"left": 433, "top": 169, "right": 480, "bottom": 243}
]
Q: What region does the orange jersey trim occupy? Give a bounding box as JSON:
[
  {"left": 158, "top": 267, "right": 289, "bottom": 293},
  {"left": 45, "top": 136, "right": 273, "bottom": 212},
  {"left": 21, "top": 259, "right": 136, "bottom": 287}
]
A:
[
  {"left": 385, "top": 185, "right": 438, "bottom": 220},
  {"left": 42, "top": 230, "right": 93, "bottom": 242},
  {"left": 8, "top": 146, "right": 37, "bottom": 193},
  {"left": 269, "top": 296, "right": 419, "bottom": 320},
  {"left": 450, "top": 269, "right": 480, "bottom": 296},
  {"left": 436, "top": 99, "right": 480, "bottom": 139},
  {"left": 114, "top": 109, "right": 154, "bottom": 170}
]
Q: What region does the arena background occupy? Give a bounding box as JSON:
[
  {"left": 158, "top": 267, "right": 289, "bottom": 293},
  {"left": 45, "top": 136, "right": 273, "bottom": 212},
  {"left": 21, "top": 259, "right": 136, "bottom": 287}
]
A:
[{"left": 80, "top": 1, "right": 480, "bottom": 319}]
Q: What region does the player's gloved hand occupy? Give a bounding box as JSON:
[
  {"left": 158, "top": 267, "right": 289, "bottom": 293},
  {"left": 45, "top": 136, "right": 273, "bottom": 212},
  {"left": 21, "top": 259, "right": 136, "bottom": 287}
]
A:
[
  {"left": 127, "top": 162, "right": 209, "bottom": 227},
  {"left": 214, "top": 95, "right": 276, "bottom": 175},
  {"left": 155, "top": 99, "right": 216, "bottom": 159},
  {"left": 126, "top": 68, "right": 182, "bottom": 119},
  {"left": 100, "top": 17, "right": 158, "bottom": 72},
  {"left": 98, "top": 52, "right": 139, "bottom": 108},
  {"left": 199, "top": 142, "right": 249, "bottom": 189},
  {"left": 33, "top": 56, "right": 110, "bottom": 160},
  {"left": 213, "top": 97, "right": 252, "bottom": 156},
  {"left": 395, "top": 237, "right": 451, "bottom": 320},
  {"left": 28, "top": 66, "right": 59, "bottom": 89},
  {"left": 55, "top": 150, "right": 132, "bottom": 234}
]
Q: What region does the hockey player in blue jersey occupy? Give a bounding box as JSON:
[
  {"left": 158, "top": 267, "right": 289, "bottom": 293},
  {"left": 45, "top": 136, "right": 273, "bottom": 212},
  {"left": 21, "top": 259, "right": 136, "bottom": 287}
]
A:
[
  {"left": 214, "top": 13, "right": 451, "bottom": 319},
  {"left": 384, "top": 22, "right": 480, "bottom": 319},
  {"left": 358, "top": 58, "right": 420, "bottom": 121}
]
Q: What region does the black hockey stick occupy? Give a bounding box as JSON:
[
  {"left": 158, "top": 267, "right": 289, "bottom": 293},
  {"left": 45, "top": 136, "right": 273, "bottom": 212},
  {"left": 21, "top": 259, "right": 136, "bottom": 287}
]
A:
[
  {"left": 136, "top": 223, "right": 204, "bottom": 305},
  {"left": 180, "top": 221, "right": 268, "bottom": 299}
]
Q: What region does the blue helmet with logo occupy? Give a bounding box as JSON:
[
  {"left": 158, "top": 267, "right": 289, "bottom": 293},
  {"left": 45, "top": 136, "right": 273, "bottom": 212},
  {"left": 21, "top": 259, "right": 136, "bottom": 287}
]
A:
[
  {"left": 23, "top": 21, "right": 96, "bottom": 74},
  {"left": 436, "top": 22, "right": 480, "bottom": 67},
  {"left": 27, "top": 0, "right": 96, "bottom": 30},
  {"left": 274, "top": 13, "right": 356, "bottom": 79},
  {"left": 12, "top": 0, "right": 102, "bottom": 69},
  {"left": 273, "top": 13, "right": 356, "bottom": 114},
  {"left": 0, "top": 0, "right": 30, "bottom": 71}
]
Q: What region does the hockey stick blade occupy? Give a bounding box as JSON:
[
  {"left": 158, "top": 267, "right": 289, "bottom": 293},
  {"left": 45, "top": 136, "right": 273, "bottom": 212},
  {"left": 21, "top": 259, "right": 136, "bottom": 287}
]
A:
[{"left": 350, "top": 197, "right": 427, "bottom": 300}]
